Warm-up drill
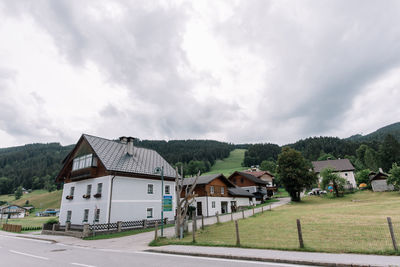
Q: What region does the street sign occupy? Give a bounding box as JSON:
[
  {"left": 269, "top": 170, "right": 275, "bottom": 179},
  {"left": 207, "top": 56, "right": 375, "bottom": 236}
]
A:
[{"left": 163, "top": 195, "right": 172, "bottom": 211}]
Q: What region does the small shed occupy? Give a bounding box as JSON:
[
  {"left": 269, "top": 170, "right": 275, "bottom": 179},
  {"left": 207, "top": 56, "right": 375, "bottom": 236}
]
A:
[{"left": 369, "top": 168, "right": 394, "bottom": 192}]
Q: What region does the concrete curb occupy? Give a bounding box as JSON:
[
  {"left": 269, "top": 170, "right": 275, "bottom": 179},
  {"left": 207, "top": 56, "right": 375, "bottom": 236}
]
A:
[
  {"left": 14, "top": 234, "right": 58, "bottom": 243},
  {"left": 145, "top": 248, "right": 377, "bottom": 267}
]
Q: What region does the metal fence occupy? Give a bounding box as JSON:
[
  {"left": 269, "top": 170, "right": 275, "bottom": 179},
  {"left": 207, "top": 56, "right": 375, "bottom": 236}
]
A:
[{"left": 89, "top": 218, "right": 170, "bottom": 233}]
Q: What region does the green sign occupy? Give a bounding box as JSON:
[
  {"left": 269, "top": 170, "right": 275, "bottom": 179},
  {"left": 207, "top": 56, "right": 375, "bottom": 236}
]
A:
[{"left": 163, "top": 195, "right": 173, "bottom": 211}]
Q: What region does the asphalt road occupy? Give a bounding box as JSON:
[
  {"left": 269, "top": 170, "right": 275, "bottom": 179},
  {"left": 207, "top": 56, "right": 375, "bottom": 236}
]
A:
[{"left": 0, "top": 234, "right": 311, "bottom": 267}]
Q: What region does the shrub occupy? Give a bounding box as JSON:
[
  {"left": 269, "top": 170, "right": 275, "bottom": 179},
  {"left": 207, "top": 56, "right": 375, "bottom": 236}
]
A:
[{"left": 46, "top": 218, "right": 59, "bottom": 225}]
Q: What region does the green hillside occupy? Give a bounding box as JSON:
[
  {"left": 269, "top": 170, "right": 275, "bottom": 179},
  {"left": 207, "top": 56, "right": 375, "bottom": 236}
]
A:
[
  {"left": 0, "top": 189, "right": 62, "bottom": 211},
  {"left": 203, "top": 149, "right": 247, "bottom": 177},
  {"left": 347, "top": 122, "right": 400, "bottom": 142}
]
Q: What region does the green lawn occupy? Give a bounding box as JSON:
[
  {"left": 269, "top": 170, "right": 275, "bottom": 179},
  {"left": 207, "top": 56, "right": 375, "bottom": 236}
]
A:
[
  {"left": 203, "top": 149, "right": 247, "bottom": 177},
  {"left": 154, "top": 191, "right": 400, "bottom": 255},
  {"left": 1, "top": 215, "right": 57, "bottom": 228}
]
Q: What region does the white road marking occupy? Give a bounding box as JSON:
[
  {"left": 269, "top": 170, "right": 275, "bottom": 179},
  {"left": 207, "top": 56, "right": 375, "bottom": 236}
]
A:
[
  {"left": 9, "top": 250, "right": 49, "bottom": 260},
  {"left": 136, "top": 251, "right": 312, "bottom": 267},
  {"left": 71, "top": 263, "right": 97, "bottom": 267},
  {"left": 0, "top": 234, "right": 52, "bottom": 244}
]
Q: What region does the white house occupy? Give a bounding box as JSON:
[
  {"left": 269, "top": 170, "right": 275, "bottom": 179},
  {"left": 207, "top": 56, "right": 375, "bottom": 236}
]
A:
[
  {"left": 182, "top": 174, "right": 253, "bottom": 217},
  {"left": 56, "top": 134, "right": 177, "bottom": 226},
  {"left": 311, "top": 158, "right": 357, "bottom": 188},
  {"left": 0, "top": 205, "right": 27, "bottom": 219}
]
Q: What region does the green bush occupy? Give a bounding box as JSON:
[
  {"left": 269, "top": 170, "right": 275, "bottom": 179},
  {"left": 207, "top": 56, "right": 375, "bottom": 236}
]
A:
[{"left": 46, "top": 218, "right": 59, "bottom": 225}]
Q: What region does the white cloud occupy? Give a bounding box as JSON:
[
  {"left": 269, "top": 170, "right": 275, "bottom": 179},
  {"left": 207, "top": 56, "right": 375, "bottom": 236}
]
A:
[{"left": 0, "top": 0, "right": 400, "bottom": 147}]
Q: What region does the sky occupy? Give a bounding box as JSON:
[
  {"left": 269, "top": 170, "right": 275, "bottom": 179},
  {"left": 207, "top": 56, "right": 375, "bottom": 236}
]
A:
[{"left": 1, "top": 0, "right": 400, "bottom": 148}]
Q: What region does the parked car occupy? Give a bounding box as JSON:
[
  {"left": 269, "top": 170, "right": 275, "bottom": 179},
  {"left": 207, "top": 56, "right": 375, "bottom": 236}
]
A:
[{"left": 308, "top": 188, "right": 327, "bottom": 196}]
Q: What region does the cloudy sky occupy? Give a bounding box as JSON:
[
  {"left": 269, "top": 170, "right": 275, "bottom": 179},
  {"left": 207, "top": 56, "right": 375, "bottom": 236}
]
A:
[{"left": 1, "top": 0, "right": 400, "bottom": 148}]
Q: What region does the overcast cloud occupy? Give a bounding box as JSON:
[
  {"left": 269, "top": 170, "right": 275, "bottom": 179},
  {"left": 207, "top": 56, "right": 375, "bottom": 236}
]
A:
[{"left": 0, "top": 0, "right": 399, "bottom": 147}]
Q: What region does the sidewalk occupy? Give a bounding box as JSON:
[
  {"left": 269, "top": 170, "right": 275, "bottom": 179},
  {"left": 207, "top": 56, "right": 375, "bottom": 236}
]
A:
[{"left": 147, "top": 245, "right": 400, "bottom": 267}]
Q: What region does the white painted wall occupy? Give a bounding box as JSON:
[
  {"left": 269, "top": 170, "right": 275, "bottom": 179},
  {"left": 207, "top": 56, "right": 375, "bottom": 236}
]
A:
[
  {"left": 338, "top": 171, "right": 357, "bottom": 188},
  {"left": 59, "top": 176, "right": 111, "bottom": 225},
  {"left": 110, "top": 176, "right": 176, "bottom": 222},
  {"left": 190, "top": 196, "right": 251, "bottom": 217},
  {"left": 59, "top": 175, "right": 176, "bottom": 225}
]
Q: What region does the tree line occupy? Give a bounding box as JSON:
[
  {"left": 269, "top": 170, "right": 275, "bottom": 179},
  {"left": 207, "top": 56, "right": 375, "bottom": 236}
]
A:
[{"left": 0, "top": 139, "right": 234, "bottom": 194}]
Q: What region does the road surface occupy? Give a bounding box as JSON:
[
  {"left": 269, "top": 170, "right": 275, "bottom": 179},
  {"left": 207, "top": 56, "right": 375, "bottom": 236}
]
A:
[{"left": 0, "top": 233, "right": 311, "bottom": 267}]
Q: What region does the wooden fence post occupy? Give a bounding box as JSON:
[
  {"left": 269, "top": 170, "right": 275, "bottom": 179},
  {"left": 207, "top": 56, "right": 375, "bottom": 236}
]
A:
[
  {"left": 231, "top": 212, "right": 233, "bottom": 221},
  {"left": 296, "top": 219, "right": 304, "bottom": 248},
  {"left": 143, "top": 219, "right": 147, "bottom": 229},
  {"left": 270, "top": 204, "right": 272, "bottom": 211},
  {"left": 387, "top": 217, "right": 398, "bottom": 251},
  {"left": 262, "top": 206, "right": 264, "bottom": 213},
  {"left": 242, "top": 210, "right": 244, "bottom": 219},
  {"left": 216, "top": 212, "right": 220, "bottom": 224},
  {"left": 252, "top": 207, "right": 255, "bottom": 216},
  {"left": 201, "top": 215, "right": 204, "bottom": 230},
  {"left": 235, "top": 220, "right": 240, "bottom": 246},
  {"left": 154, "top": 221, "right": 158, "bottom": 241},
  {"left": 192, "top": 212, "right": 196, "bottom": 243}
]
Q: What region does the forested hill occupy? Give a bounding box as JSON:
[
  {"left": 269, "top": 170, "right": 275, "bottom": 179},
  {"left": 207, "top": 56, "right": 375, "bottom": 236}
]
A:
[
  {"left": 0, "top": 143, "right": 74, "bottom": 194},
  {"left": 0, "top": 139, "right": 233, "bottom": 194},
  {"left": 243, "top": 122, "right": 400, "bottom": 174},
  {"left": 346, "top": 122, "right": 400, "bottom": 142}
]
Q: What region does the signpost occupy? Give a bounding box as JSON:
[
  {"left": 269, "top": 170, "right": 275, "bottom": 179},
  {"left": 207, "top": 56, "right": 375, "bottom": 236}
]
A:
[{"left": 163, "top": 196, "right": 173, "bottom": 212}]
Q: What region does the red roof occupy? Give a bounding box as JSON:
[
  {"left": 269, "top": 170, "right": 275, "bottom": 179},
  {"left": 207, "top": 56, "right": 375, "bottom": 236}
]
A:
[{"left": 243, "top": 170, "right": 274, "bottom": 178}]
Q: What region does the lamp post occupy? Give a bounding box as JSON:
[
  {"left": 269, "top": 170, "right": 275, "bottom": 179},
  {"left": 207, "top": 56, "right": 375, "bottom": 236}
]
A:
[{"left": 154, "top": 166, "right": 164, "bottom": 237}]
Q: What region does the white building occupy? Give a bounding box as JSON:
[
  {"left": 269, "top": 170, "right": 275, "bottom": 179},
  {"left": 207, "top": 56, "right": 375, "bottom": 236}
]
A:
[
  {"left": 0, "top": 205, "right": 27, "bottom": 219},
  {"left": 311, "top": 158, "right": 357, "bottom": 188},
  {"left": 182, "top": 174, "right": 253, "bottom": 217},
  {"left": 57, "top": 134, "right": 177, "bottom": 226}
]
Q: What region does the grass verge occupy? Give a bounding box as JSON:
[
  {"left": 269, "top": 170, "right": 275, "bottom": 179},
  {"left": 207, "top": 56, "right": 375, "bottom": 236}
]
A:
[
  {"left": 151, "top": 191, "right": 400, "bottom": 255},
  {"left": 203, "top": 149, "right": 247, "bottom": 177}
]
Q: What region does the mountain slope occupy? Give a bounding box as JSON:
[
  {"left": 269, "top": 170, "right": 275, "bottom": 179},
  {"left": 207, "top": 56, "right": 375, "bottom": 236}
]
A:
[{"left": 347, "top": 122, "right": 400, "bottom": 142}]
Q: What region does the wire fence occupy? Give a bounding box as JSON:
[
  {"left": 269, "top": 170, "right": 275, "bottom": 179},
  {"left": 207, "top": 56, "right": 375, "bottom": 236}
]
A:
[{"left": 181, "top": 210, "right": 400, "bottom": 254}]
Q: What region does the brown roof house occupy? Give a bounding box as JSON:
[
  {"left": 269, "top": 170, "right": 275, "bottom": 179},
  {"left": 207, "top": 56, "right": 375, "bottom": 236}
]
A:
[
  {"left": 228, "top": 171, "right": 275, "bottom": 204},
  {"left": 369, "top": 168, "right": 394, "bottom": 192},
  {"left": 182, "top": 174, "right": 253, "bottom": 217},
  {"left": 311, "top": 159, "right": 357, "bottom": 188}
]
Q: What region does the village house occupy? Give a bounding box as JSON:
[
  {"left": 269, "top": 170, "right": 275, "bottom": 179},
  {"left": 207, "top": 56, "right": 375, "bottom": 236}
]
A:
[
  {"left": 369, "top": 168, "right": 394, "bottom": 192},
  {"left": 182, "top": 173, "right": 253, "bottom": 217},
  {"left": 228, "top": 171, "right": 273, "bottom": 204},
  {"left": 56, "top": 134, "right": 177, "bottom": 226},
  {"left": 311, "top": 158, "right": 357, "bottom": 188},
  {"left": 0, "top": 205, "right": 28, "bottom": 219}
]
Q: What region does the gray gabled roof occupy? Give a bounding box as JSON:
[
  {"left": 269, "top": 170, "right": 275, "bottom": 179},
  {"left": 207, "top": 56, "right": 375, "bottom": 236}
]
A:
[
  {"left": 233, "top": 171, "right": 269, "bottom": 185},
  {"left": 182, "top": 173, "right": 225, "bottom": 186},
  {"left": 311, "top": 159, "right": 355, "bottom": 173},
  {"left": 228, "top": 187, "right": 254, "bottom": 197},
  {"left": 83, "top": 134, "right": 176, "bottom": 178}
]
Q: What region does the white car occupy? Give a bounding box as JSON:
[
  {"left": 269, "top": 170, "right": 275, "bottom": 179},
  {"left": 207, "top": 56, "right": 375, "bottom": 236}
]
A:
[{"left": 308, "top": 188, "right": 327, "bottom": 196}]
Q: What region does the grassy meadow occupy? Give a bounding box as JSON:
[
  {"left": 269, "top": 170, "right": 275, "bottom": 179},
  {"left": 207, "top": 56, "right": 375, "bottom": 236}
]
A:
[
  {"left": 154, "top": 191, "right": 400, "bottom": 255},
  {"left": 0, "top": 189, "right": 62, "bottom": 211},
  {"left": 203, "top": 149, "right": 247, "bottom": 177}
]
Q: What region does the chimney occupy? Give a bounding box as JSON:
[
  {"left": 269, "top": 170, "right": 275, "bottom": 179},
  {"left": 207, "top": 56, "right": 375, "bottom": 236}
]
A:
[
  {"left": 119, "top": 136, "right": 128, "bottom": 144},
  {"left": 126, "top": 137, "right": 135, "bottom": 156}
]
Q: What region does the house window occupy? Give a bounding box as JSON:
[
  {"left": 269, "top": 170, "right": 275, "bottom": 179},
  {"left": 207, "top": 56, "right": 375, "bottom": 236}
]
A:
[
  {"left": 147, "top": 184, "right": 154, "bottom": 194},
  {"left": 94, "top": 209, "right": 100, "bottom": 222},
  {"left": 147, "top": 208, "right": 153, "bottom": 218},
  {"left": 83, "top": 209, "right": 89, "bottom": 222},
  {"left": 221, "top": 187, "right": 225, "bottom": 195},
  {"left": 233, "top": 178, "right": 236, "bottom": 183},
  {"left": 345, "top": 173, "right": 348, "bottom": 176},
  {"left": 165, "top": 185, "right": 170, "bottom": 194},
  {"left": 86, "top": 184, "right": 92, "bottom": 195},
  {"left": 210, "top": 186, "right": 214, "bottom": 194},
  {"left": 72, "top": 154, "right": 96, "bottom": 171},
  {"left": 212, "top": 201, "right": 216, "bottom": 208},
  {"left": 97, "top": 183, "right": 103, "bottom": 194},
  {"left": 66, "top": 210, "right": 72, "bottom": 222},
  {"left": 70, "top": 187, "right": 75, "bottom": 197},
  {"left": 240, "top": 178, "right": 244, "bottom": 184}
]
